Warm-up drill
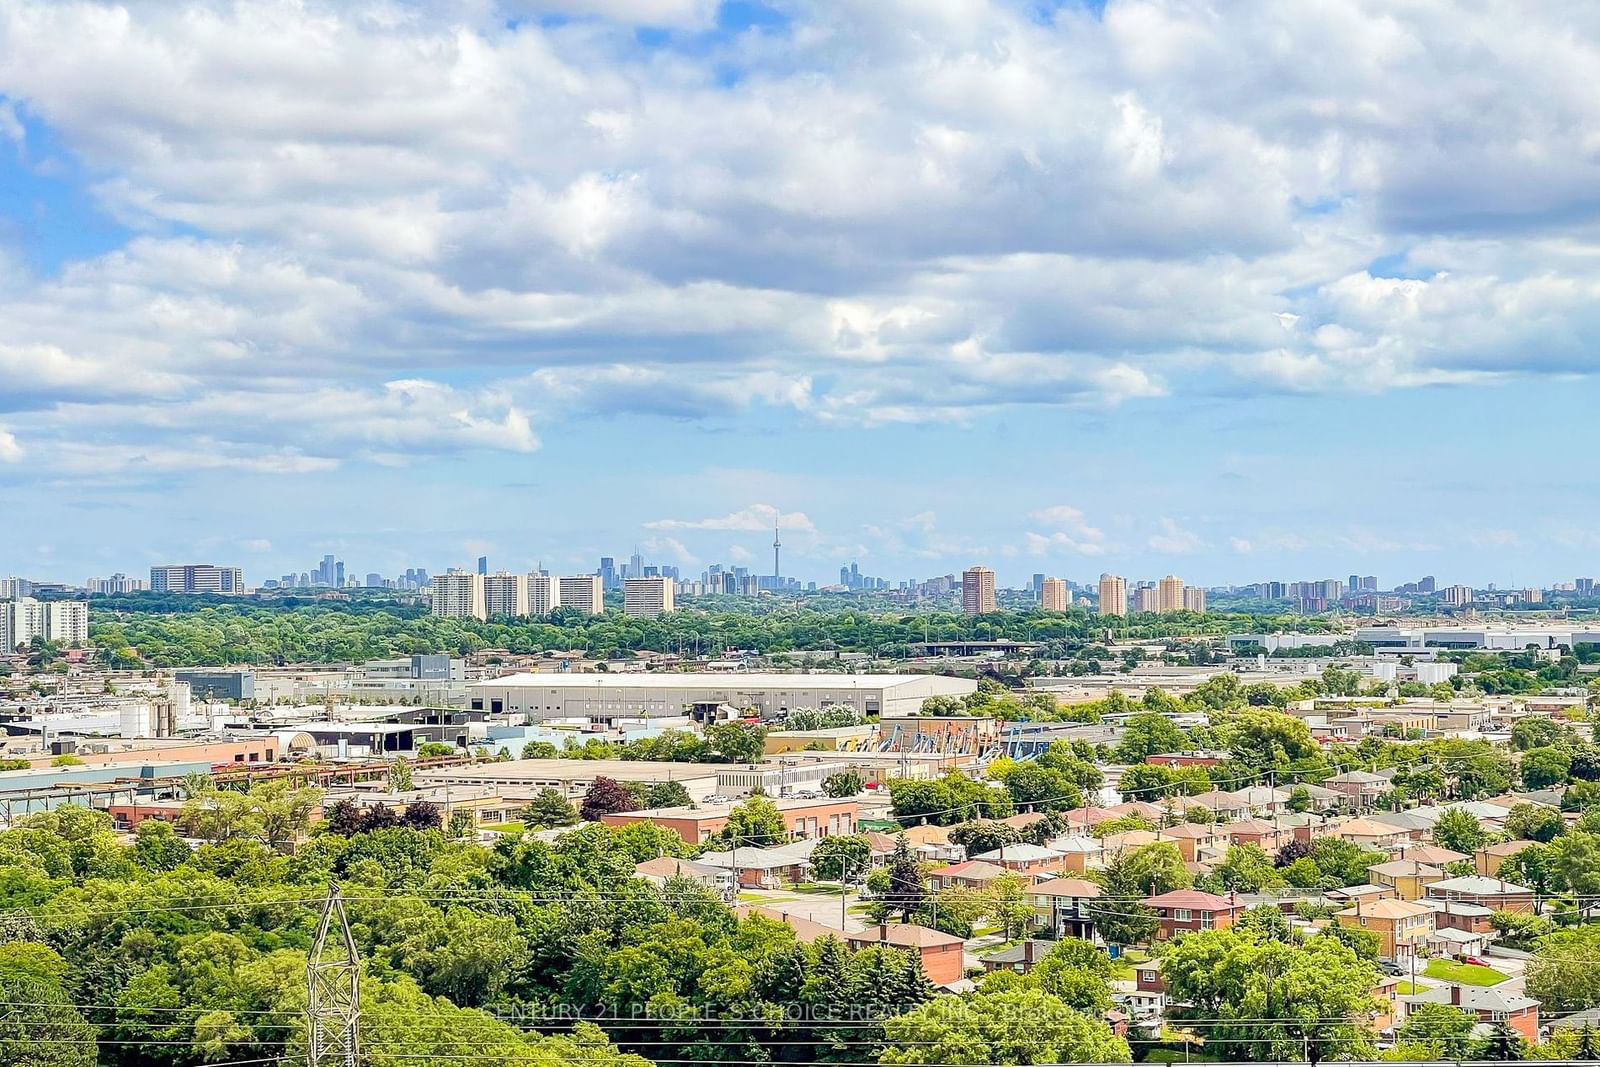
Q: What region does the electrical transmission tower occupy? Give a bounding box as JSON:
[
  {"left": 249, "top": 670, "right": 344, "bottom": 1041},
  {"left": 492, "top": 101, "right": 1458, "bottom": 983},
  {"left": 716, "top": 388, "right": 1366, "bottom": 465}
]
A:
[{"left": 307, "top": 886, "right": 359, "bottom": 1067}]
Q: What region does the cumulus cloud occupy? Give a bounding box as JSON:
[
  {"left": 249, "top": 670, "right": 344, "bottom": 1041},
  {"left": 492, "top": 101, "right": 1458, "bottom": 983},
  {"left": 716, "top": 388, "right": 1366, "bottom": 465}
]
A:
[
  {"left": 645, "top": 503, "right": 815, "bottom": 533},
  {"left": 1, "top": 0, "right": 1599, "bottom": 483},
  {"left": 1148, "top": 517, "right": 1207, "bottom": 555},
  {"left": 0, "top": 428, "right": 21, "bottom": 462}
]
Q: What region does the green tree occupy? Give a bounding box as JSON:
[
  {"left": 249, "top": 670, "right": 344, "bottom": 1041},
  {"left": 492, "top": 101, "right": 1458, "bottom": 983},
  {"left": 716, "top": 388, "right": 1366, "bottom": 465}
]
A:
[
  {"left": 1505, "top": 802, "right": 1564, "bottom": 842},
  {"left": 723, "top": 794, "right": 788, "bottom": 846},
  {"left": 1521, "top": 746, "right": 1573, "bottom": 789},
  {"left": 1113, "top": 713, "right": 1187, "bottom": 763},
  {"left": 880, "top": 987, "right": 1131, "bottom": 1064},
  {"left": 0, "top": 943, "right": 95, "bottom": 1067},
  {"left": 643, "top": 781, "right": 692, "bottom": 808},
  {"left": 822, "top": 770, "right": 865, "bottom": 798},
  {"left": 523, "top": 787, "right": 580, "bottom": 828},
  {"left": 703, "top": 722, "right": 768, "bottom": 764},
  {"left": 520, "top": 740, "right": 560, "bottom": 759},
  {"left": 1511, "top": 716, "right": 1568, "bottom": 751},
  {"left": 1104, "top": 842, "right": 1191, "bottom": 896},
  {"left": 1396, "top": 1003, "right": 1477, "bottom": 1058},
  {"left": 882, "top": 835, "right": 926, "bottom": 923},
  {"left": 811, "top": 835, "right": 871, "bottom": 882},
  {"left": 1433, "top": 808, "right": 1489, "bottom": 854},
  {"left": 132, "top": 818, "right": 191, "bottom": 872},
  {"left": 388, "top": 756, "right": 414, "bottom": 792}
]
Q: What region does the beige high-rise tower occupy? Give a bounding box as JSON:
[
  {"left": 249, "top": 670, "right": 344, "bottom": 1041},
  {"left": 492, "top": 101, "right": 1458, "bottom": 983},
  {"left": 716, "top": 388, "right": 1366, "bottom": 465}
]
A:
[
  {"left": 1097, "top": 573, "right": 1127, "bottom": 616},
  {"left": 1183, "top": 586, "right": 1207, "bottom": 613},
  {"left": 962, "top": 566, "right": 997, "bottom": 614},
  {"left": 1157, "top": 575, "right": 1186, "bottom": 614},
  {"left": 1039, "top": 577, "right": 1068, "bottom": 612}
]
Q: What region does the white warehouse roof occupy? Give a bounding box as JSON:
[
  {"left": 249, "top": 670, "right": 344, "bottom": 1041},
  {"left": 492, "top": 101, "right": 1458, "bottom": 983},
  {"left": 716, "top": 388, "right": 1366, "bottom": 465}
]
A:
[{"left": 470, "top": 672, "right": 971, "bottom": 691}]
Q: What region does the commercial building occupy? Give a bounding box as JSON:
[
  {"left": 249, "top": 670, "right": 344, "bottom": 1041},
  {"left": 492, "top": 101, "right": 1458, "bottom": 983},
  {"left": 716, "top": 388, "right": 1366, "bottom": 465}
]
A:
[
  {"left": 174, "top": 670, "right": 255, "bottom": 702},
  {"left": 1097, "top": 574, "right": 1127, "bottom": 617},
  {"left": 482, "top": 572, "right": 529, "bottom": 617},
  {"left": 0, "top": 598, "right": 89, "bottom": 649},
  {"left": 961, "top": 566, "right": 996, "bottom": 614},
  {"left": 468, "top": 672, "right": 976, "bottom": 724},
  {"left": 623, "top": 576, "right": 674, "bottom": 617},
  {"left": 149, "top": 564, "right": 245, "bottom": 594},
  {"left": 431, "top": 570, "right": 486, "bottom": 621},
  {"left": 528, "top": 574, "right": 559, "bottom": 614},
  {"left": 1157, "top": 575, "right": 1185, "bottom": 614},
  {"left": 559, "top": 576, "right": 604, "bottom": 615},
  {"left": 1040, "top": 577, "right": 1068, "bottom": 612},
  {"left": 415, "top": 758, "right": 723, "bottom": 801}
]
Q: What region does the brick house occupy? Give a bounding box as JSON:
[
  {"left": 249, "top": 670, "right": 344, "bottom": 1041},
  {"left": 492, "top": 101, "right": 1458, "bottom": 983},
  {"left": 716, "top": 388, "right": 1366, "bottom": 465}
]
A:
[
  {"left": 1143, "top": 889, "right": 1244, "bottom": 939},
  {"left": 1336, "top": 897, "right": 1435, "bottom": 964},
  {"left": 1026, "top": 877, "right": 1103, "bottom": 940},
  {"left": 1425, "top": 876, "right": 1537, "bottom": 915},
  {"left": 845, "top": 923, "right": 967, "bottom": 986}
]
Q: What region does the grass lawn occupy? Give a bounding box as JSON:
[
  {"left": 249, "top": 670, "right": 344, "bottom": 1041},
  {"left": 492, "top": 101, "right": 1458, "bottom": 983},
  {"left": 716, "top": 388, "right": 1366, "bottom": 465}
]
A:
[
  {"left": 787, "top": 882, "right": 849, "bottom": 895},
  {"left": 1111, "top": 960, "right": 1136, "bottom": 981},
  {"left": 1423, "top": 960, "right": 1508, "bottom": 986},
  {"left": 738, "top": 892, "right": 801, "bottom": 904},
  {"left": 484, "top": 821, "right": 525, "bottom": 835},
  {"left": 1395, "top": 981, "right": 1423, "bottom": 994}
]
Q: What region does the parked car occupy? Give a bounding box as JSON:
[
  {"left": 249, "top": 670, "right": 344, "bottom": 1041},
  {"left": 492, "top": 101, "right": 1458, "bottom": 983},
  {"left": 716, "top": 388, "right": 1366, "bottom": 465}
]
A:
[
  {"left": 1462, "top": 956, "right": 1489, "bottom": 967},
  {"left": 1380, "top": 962, "right": 1405, "bottom": 977}
]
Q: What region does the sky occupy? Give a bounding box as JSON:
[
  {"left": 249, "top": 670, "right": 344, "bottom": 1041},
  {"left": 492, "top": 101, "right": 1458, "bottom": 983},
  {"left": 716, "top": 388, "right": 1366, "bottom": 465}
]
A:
[{"left": 2, "top": 0, "right": 1600, "bottom": 590}]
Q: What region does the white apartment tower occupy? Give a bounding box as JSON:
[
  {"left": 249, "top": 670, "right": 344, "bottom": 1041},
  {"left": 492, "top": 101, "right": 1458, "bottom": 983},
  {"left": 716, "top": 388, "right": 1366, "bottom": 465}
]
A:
[
  {"left": 431, "top": 570, "right": 487, "bottom": 621},
  {"left": 1157, "top": 575, "right": 1186, "bottom": 614},
  {"left": 1183, "top": 586, "right": 1207, "bottom": 613},
  {"left": 482, "top": 572, "right": 530, "bottom": 617},
  {"left": 528, "top": 574, "right": 560, "bottom": 615},
  {"left": 961, "top": 566, "right": 997, "bottom": 615},
  {"left": 1097, "top": 573, "right": 1128, "bottom": 617},
  {"left": 1134, "top": 585, "right": 1161, "bottom": 613},
  {"left": 1039, "top": 577, "right": 1068, "bottom": 612},
  {"left": 624, "top": 576, "right": 675, "bottom": 618},
  {"left": 559, "top": 576, "right": 605, "bottom": 615},
  {"left": 0, "top": 598, "right": 89, "bottom": 650}
]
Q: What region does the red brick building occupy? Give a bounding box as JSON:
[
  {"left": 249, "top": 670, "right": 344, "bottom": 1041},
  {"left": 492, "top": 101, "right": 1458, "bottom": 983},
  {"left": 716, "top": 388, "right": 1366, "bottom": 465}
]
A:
[{"left": 1144, "top": 889, "right": 1244, "bottom": 939}]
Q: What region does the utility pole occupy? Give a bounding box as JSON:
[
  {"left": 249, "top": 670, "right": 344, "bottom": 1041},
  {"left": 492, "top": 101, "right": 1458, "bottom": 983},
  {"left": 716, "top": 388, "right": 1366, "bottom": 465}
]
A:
[{"left": 307, "top": 886, "right": 359, "bottom": 1067}]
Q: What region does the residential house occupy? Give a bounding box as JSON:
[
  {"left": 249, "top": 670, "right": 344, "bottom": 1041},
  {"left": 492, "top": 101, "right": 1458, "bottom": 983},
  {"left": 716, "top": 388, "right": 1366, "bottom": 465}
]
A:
[
  {"left": 1057, "top": 806, "right": 1124, "bottom": 833},
  {"left": 1475, "top": 839, "right": 1537, "bottom": 877},
  {"left": 1401, "top": 983, "right": 1540, "bottom": 1044},
  {"left": 1144, "top": 889, "right": 1244, "bottom": 939},
  {"left": 1396, "top": 843, "right": 1468, "bottom": 867},
  {"left": 1026, "top": 877, "right": 1103, "bottom": 940},
  {"left": 1332, "top": 817, "right": 1410, "bottom": 851},
  {"left": 1108, "top": 800, "right": 1166, "bottom": 821},
  {"left": 970, "top": 843, "right": 1065, "bottom": 877},
  {"left": 1428, "top": 925, "right": 1492, "bottom": 961},
  {"left": 1323, "top": 770, "right": 1391, "bottom": 809},
  {"left": 634, "top": 856, "right": 735, "bottom": 899},
  {"left": 902, "top": 823, "right": 963, "bottom": 863},
  {"left": 1218, "top": 819, "right": 1288, "bottom": 853},
  {"left": 1184, "top": 790, "right": 1251, "bottom": 821},
  {"left": 697, "top": 843, "right": 814, "bottom": 888},
  {"left": 1144, "top": 751, "right": 1228, "bottom": 769},
  {"left": 980, "top": 939, "right": 1058, "bottom": 974},
  {"left": 1368, "top": 809, "right": 1437, "bottom": 842},
  {"left": 1425, "top": 898, "right": 1496, "bottom": 935},
  {"left": 1327, "top": 883, "right": 1399, "bottom": 907},
  {"left": 929, "top": 859, "right": 1010, "bottom": 892},
  {"left": 845, "top": 924, "right": 967, "bottom": 986},
  {"left": 1425, "top": 875, "right": 1537, "bottom": 914},
  {"left": 1047, "top": 835, "right": 1108, "bottom": 872},
  {"left": 600, "top": 796, "right": 858, "bottom": 843},
  {"left": 1126, "top": 957, "right": 1167, "bottom": 1020},
  {"left": 1367, "top": 859, "right": 1445, "bottom": 900},
  {"left": 1233, "top": 785, "right": 1294, "bottom": 814},
  {"left": 1336, "top": 897, "right": 1435, "bottom": 964},
  {"left": 1152, "top": 824, "right": 1219, "bottom": 863}
]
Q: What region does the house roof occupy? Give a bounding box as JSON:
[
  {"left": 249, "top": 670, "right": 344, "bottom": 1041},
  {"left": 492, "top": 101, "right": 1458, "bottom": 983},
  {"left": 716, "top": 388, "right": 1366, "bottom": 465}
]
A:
[
  {"left": 736, "top": 906, "right": 845, "bottom": 944},
  {"left": 901, "top": 824, "right": 952, "bottom": 845},
  {"left": 1427, "top": 875, "right": 1534, "bottom": 896},
  {"left": 973, "top": 843, "right": 1064, "bottom": 862},
  {"left": 1144, "top": 889, "right": 1237, "bottom": 910},
  {"left": 1000, "top": 812, "right": 1050, "bottom": 829},
  {"left": 1404, "top": 984, "right": 1538, "bottom": 1014},
  {"left": 931, "top": 859, "right": 1009, "bottom": 880},
  {"left": 1027, "top": 877, "right": 1103, "bottom": 898},
  {"left": 1158, "top": 824, "right": 1216, "bottom": 840},
  {"left": 1046, "top": 835, "right": 1107, "bottom": 854},
  {"left": 980, "top": 939, "right": 1056, "bottom": 964},
  {"left": 1370, "top": 810, "right": 1436, "bottom": 831},
  {"left": 1478, "top": 838, "right": 1536, "bottom": 857},
  {"left": 1326, "top": 770, "right": 1390, "bottom": 784},
  {"left": 848, "top": 922, "right": 966, "bottom": 948},
  {"left": 1396, "top": 844, "right": 1468, "bottom": 864},
  {"left": 1336, "top": 898, "right": 1433, "bottom": 920},
  {"left": 1421, "top": 899, "right": 1494, "bottom": 917},
  {"left": 635, "top": 856, "right": 724, "bottom": 879},
  {"left": 1221, "top": 819, "right": 1279, "bottom": 835},
  {"left": 1337, "top": 817, "right": 1404, "bottom": 837},
  {"left": 1109, "top": 801, "right": 1165, "bottom": 819},
  {"left": 1368, "top": 859, "right": 1445, "bottom": 879}
]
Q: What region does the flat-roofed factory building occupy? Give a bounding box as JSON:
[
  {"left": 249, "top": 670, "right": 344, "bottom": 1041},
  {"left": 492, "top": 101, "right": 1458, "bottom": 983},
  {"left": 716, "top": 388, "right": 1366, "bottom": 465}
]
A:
[{"left": 467, "top": 672, "right": 976, "bottom": 724}]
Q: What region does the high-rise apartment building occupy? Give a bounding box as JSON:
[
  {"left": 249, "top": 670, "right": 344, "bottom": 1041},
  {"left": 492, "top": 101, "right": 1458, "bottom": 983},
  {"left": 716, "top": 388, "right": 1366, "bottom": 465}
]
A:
[
  {"left": 961, "top": 566, "right": 997, "bottom": 615},
  {"left": 559, "top": 576, "right": 605, "bottom": 615},
  {"left": 483, "top": 572, "right": 529, "bottom": 617},
  {"left": 529, "top": 574, "right": 560, "bottom": 615},
  {"left": 1441, "top": 584, "right": 1474, "bottom": 607},
  {"left": 624, "top": 576, "right": 675, "bottom": 618},
  {"left": 1157, "top": 575, "right": 1186, "bottom": 614},
  {"left": 1040, "top": 576, "right": 1068, "bottom": 612},
  {"left": 1097, "top": 574, "right": 1127, "bottom": 617},
  {"left": 431, "top": 570, "right": 486, "bottom": 620},
  {"left": 1419, "top": 576, "right": 1437, "bottom": 594},
  {"left": 1183, "top": 586, "right": 1207, "bottom": 613},
  {"left": 87, "top": 573, "right": 146, "bottom": 594},
  {"left": 1133, "top": 585, "right": 1160, "bottom": 613},
  {"left": 0, "top": 598, "right": 89, "bottom": 649},
  {"left": 150, "top": 564, "right": 245, "bottom": 594}
]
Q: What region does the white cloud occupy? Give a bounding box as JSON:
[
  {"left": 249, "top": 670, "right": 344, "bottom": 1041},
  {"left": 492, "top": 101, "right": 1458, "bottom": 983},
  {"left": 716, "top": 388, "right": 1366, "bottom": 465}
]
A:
[
  {"left": 1022, "top": 531, "right": 1106, "bottom": 557},
  {"left": 1229, "top": 537, "right": 1253, "bottom": 554},
  {"left": 241, "top": 538, "right": 273, "bottom": 552},
  {"left": 643, "top": 535, "right": 697, "bottom": 565},
  {"left": 0, "top": 428, "right": 21, "bottom": 462},
  {"left": 1148, "top": 517, "right": 1207, "bottom": 555},
  {"left": 1, "top": 0, "right": 1600, "bottom": 476},
  {"left": 645, "top": 503, "right": 815, "bottom": 533},
  {"left": 1028, "top": 504, "right": 1105, "bottom": 542}
]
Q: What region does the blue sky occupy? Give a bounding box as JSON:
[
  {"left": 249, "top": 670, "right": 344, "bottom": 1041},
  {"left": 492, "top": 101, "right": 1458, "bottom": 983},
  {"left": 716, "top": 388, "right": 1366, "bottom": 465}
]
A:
[{"left": 2, "top": 0, "right": 1600, "bottom": 589}]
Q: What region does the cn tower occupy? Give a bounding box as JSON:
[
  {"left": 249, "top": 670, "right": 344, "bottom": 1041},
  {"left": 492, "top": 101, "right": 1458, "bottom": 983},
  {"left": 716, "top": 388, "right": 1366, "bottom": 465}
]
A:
[{"left": 773, "top": 523, "right": 782, "bottom": 579}]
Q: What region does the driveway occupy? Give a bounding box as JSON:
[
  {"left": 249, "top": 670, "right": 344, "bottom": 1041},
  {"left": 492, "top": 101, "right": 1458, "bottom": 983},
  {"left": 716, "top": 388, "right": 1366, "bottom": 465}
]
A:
[{"left": 739, "top": 886, "right": 867, "bottom": 933}]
